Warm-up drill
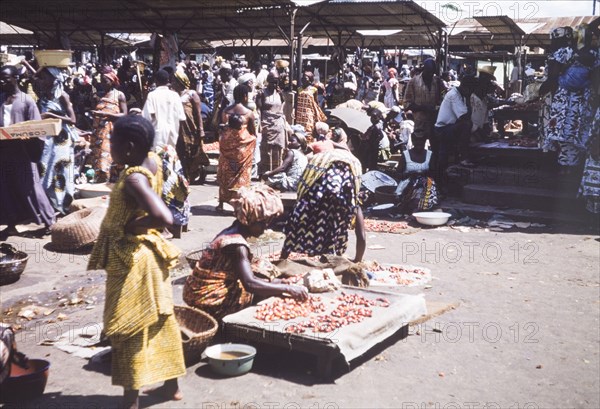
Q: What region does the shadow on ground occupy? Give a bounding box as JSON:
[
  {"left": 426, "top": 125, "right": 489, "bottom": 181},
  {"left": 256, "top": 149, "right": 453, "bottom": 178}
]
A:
[
  {"left": 195, "top": 326, "right": 409, "bottom": 386},
  {"left": 3, "top": 391, "right": 180, "bottom": 409}
]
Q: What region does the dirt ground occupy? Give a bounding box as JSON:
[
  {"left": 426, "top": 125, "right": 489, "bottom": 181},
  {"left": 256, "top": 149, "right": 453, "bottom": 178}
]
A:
[{"left": 1, "top": 179, "right": 599, "bottom": 409}]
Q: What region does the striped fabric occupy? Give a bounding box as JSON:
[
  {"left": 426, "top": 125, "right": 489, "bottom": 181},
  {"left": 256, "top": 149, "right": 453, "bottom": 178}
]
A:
[{"left": 88, "top": 152, "right": 185, "bottom": 389}]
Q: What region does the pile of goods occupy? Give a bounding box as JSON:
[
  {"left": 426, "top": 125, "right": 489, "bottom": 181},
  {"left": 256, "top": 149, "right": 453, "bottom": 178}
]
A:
[
  {"left": 254, "top": 296, "right": 326, "bottom": 322},
  {"left": 254, "top": 292, "right": 390, "bottom": 334},
  {"left": 266, "top": 252, "right": 322, "bottom": 262},
  {"left": 363, "top": 219, "right": 409, "bottom": 233},
  {"left": 203, "top": 141, "right": 220, "bottom": 153},
  {"left": 303, "top": 269, "right": 341, "bottom": 293},
  {"left": 363, "top": 261, "right": 431, "bottom": 287}
]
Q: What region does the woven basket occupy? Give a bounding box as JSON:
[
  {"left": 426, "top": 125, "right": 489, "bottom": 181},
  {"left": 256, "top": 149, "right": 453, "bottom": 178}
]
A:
[
  {"left": 51, "top": 207, "right": 107, "bottom": 251},
  {"left": 185, "top": 249, "right": 204, "bottom": 269},
  {"left": 174, "top": 306, "right": 218, "bottom": 365}
]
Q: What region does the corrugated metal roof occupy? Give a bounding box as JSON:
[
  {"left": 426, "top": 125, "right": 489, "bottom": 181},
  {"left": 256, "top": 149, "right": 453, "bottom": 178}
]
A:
[
  {"left": 474, "top": 16, "right": 526, "bottom": 36},
  {"left": 0, "top": 0, "right": 445, "bottom": 48},
  {"left": 449, "top": 15, "right": 599, "bottom": 50}
]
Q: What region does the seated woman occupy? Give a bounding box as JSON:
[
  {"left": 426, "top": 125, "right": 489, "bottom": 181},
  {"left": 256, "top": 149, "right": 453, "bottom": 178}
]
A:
[
  {"left": 309, "top": 121, "right": 334, "bottom": 154},
  {"left": 183, "top": 185, "right": 308, "bottom": 321},
  {"left": 396, "top": 136, "right": 439, "bottom": 213},
  {"left": 261, "top": 128, "right": 308, "bottom": 192}
]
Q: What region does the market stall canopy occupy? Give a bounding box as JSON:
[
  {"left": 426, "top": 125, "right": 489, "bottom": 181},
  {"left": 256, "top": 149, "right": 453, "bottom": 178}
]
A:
[
  {"left": 0, "top": 0, "right": 445, "bottom": 49},
  {"left": 449, "top": 16, "right": 598, "bottom": 51},
  {"left": 0, "top": 21, "right": 141, "bottom": 48}
]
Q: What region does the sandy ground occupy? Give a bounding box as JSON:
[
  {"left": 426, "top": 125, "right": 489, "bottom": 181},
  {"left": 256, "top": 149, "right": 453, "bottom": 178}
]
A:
[{"left": 1, "top": 178, "right": 599, "bottom": 409}]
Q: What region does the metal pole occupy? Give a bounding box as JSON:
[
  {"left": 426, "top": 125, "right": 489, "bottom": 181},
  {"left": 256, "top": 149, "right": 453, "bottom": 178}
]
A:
[
  {"left": 100, "top": 32, "right": 105, "bottom": 65},
  {"left": 289, "top": 8, "right": 297, "bottom": 82},
  {"left": 297, "top": 34, "right": 303, "bottom": 85}
]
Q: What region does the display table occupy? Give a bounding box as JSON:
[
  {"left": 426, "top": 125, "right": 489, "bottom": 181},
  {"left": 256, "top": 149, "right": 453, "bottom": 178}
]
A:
[
  {"left": 222, "top": 286, "right": 426, "bottom": 378},
  {"left": 492, "top": 107, "right": 539, "bottom": 138}
]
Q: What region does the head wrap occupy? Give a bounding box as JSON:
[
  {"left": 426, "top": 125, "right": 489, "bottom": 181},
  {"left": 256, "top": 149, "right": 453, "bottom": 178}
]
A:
[
  {"left": 231, "top": 185, "right": 284, "bottom": 226},
  {"left": 331, "top": 127, "right": 348, "bottom": 144},
  {"left": 575, "top": 24, "right": 590, "bottom": 50},
  {"left": 291, "top": 124, "right": 306, "bottom": 135},
  {"left": 314, "top": 121, "right": 330, "bottom": 136},
  {"left": 343, "top": 81, "right": 357, "bottom": 91},
  {"left": 238, "top": 72, "right": 255, "bottom": 85},
  {"left": 174, "top": 69, "right": 190, "bottom": 89},
  {"left": 291, "top": 131, "right": 307, "bottom": 151},
  {"left": 275, "top": 59, "right": 289, "bottom": 69},
  {"left": 550, "top": 26, "right": 574, "bottom": 40},
  {"left": 44, "top": 67, "right": 67, "bottom": 100},
  {"left": 101, "top": 66, "right": 120, "bottom": 87}
]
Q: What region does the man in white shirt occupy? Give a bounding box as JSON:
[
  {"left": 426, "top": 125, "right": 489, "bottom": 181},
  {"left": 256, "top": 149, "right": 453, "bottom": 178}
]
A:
[
  {"left": 432, "top": 75, "right": 477, "bottom": 190},
  {"left": 142, "top": 69, "right": 185, "bottom": 149}
]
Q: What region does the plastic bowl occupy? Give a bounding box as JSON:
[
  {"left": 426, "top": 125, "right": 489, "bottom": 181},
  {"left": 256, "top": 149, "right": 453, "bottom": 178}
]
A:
[
  {"left": 412, "top": 212, "right": 452, "bottom": 226},
  {"left": 204, "top": 343, "right": 257, "bottom": 377},
  {"left": 0, "top": 359, "right": 50, "bottom": 403}
]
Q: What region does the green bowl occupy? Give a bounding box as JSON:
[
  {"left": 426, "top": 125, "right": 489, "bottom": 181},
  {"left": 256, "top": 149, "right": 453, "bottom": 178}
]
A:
[{"left": 204, "top": 343, "right": 257, "bottom": 377}]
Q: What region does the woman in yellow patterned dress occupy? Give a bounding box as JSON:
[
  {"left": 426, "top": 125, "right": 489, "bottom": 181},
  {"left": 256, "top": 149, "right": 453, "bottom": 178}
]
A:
[
  {"left": 88, "top": 116, "right": 185, "bottom": 409},
  {"left": 87, "top": 67, "right": 127, "bottom": 182},
  {"left": 183, "top": 185, "right": 308, "bottom": 321}
]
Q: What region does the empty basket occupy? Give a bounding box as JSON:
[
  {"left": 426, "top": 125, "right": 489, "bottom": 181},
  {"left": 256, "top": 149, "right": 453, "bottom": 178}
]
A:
[{"left": 174, "top": 306, "right": 218, "bottom": 365}]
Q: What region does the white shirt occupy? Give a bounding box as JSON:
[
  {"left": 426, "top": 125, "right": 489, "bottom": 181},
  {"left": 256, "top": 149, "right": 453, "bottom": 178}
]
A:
[
  {"left": 435, "top": 87, "right": 468, "bottom": 128},
  {"left": 3, "top": 103, "right": 13, "bottom": 126},
  {"left": 470, "top": 94, "right": 488, "bottom": 132},
  {"left": 142, "top": 86, "right": 186, "bottom": 148},
  {"left": 255, "top": 69, "right": 269, "bottom": 89},
  {"left": 223, "top": 78, "right": 237, "bottom": 106}
]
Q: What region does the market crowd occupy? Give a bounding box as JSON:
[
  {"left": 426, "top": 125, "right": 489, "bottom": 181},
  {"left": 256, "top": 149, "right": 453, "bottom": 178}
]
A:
[{"left": 0, "top": 19, "right": 598, "bottom": 409}]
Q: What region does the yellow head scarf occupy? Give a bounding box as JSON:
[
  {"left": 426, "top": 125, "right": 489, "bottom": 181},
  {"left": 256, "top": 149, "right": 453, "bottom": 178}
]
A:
[{"left": 174, "top": 70, "right": 190, "bottom": 89}]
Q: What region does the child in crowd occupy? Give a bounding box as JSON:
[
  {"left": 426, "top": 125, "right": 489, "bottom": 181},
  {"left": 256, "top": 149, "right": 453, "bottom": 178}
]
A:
[{"left": 262, "top": 128, "right": 308, "bottom": 192}]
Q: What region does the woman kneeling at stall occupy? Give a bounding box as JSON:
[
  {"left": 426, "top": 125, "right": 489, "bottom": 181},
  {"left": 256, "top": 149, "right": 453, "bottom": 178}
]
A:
[{"left": 183, "top": 185, "right": 308, "bottom": 321}]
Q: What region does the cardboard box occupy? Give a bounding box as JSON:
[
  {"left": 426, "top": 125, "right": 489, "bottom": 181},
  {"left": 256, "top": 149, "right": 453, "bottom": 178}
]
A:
[{"left": 0, "top": 119, "right": 62, "bottom": 140}]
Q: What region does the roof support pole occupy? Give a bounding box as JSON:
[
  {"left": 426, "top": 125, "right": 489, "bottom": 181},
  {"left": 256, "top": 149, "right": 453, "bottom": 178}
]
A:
[
  {"left": 296, "top": 20, "right": 311, "bottom": 85},
  {"left": 99, "top": 32, "right": 105, "bottom": 65},
  {"left": 297, "top": 33, "right": 303, "bottom": 85},
  {"left": 289, "top": 7, "right": 297, "bottom": 84},
  {"left": 438, "top": 28, "right": 448, "bottom": 73}
]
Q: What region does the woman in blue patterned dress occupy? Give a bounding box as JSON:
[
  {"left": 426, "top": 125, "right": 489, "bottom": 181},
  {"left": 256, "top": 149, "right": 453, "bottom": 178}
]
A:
[
  {"left": 542, "top": 26, "right": 600, "bottom": 172},
  {"left": 34, "top": 67, "right": 78, "bottom": 214}
]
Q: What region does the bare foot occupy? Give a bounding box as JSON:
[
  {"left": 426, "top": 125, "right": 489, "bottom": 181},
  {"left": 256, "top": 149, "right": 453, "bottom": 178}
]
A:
[
  {"left": 123, "top": 390, "right": 139, "bottom": 409},
  {"left": 161, "top": 228, "right": 173, "bottom": 240},
  {"left": 143, "top": 383, "right": 183, "bottom": 401}
]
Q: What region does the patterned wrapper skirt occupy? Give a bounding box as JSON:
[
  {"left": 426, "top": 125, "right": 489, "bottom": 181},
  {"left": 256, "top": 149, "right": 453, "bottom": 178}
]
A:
[{"left": 282, "top": 162, "right": 357, "bottom": 257}]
